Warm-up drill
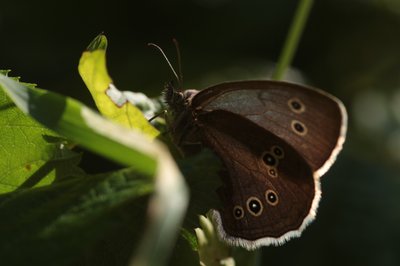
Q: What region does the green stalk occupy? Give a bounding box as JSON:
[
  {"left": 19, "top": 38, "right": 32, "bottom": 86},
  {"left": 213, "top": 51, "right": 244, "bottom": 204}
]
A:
[{"left": 272, "top": 0, "right": 314, "bottom": 80}]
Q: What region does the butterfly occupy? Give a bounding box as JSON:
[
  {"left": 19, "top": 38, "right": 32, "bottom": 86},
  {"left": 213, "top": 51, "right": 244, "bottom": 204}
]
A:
[{"left": 164, "top": 79, "right": 347, "bottom": 250}]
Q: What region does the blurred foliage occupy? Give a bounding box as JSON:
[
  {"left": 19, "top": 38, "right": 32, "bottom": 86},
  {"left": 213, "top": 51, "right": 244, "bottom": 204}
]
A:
[
  {"left": 0, "top": 167, "right": 152, "bottom": 266},
  {"left": 1, "top": 0, "right": 400, "bottom": 265}
]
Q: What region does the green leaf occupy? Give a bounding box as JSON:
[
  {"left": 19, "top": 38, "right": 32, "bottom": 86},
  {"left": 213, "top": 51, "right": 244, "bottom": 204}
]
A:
[
  {"left": 0, "top": 74, "right": 156, "bottom": 174},
  {"left": 0, "top": 167, "right": 153, "bottom": 265},
  {"left": 0, "top": 76, "right": 84, "bottom": 194},
  {"left": 86, "top": 33, "right": 108, "bottom": 51},
  {"left": 0, "top": 73, "right": 189, "bottom": 266},
  {"left": 78, "top": 34, "right": 160, "bottom": 138},
  {"left": 181, "top": 228, "right": 199, "bottom": 251}
]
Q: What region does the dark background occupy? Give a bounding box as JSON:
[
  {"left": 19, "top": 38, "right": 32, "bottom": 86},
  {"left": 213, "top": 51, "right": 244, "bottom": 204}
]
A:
[{"left": 2, "top": 0, "right": 400, "bottom": 265}]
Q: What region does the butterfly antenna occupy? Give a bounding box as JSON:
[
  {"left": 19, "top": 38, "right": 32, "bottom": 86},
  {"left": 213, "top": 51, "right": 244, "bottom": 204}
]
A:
[
  {"left": 148, "top": 42, "right": 181, "bottom": 87},
  {"left": 172, "top": 38, "right": 183, "bottom": 86}
]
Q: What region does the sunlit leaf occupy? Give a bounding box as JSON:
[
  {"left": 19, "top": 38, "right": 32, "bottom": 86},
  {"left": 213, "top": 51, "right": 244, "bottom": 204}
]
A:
[
  {"left": 78, "top": 34, "right": 159, "bottom": 138},
  {"left": 0, "top": 74, "right": 84, "bottom": 194}
]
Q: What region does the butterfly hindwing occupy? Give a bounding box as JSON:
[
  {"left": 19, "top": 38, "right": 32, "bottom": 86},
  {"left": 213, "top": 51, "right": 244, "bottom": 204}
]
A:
[{"left": 197, "top": 110, "right": 318, "bottom": 249}]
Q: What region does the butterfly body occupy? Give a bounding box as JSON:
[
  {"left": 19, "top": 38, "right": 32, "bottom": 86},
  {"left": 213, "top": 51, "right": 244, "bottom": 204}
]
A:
[{"left": 165, "top": 80, "right": 347, "bottom": 250}]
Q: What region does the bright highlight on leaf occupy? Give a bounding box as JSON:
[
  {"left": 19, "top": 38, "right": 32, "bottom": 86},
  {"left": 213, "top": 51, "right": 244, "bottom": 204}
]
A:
[{"left": 78, "top": 34, "right": 159, "bottom": 138}]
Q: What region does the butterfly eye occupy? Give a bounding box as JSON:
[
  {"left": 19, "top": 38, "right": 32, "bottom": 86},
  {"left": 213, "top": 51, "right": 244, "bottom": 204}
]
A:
[
  {"left": 288, "top": 98, "right": 305, "bottom": 113},
  {"left": 265, "top": 190, "right": 279, "bottom": 206},
  {"left": 271, "top": 145, "right": 284, "bottom": 159},
  {"left": 262, "top": 152, "right": 277, "bottom": 167},
  {"left": 233, "top": 206, "right": 245, "bottom": 219},
  {"left": 246, "top": 197, "right": 263, "bottom": 216},
  {"left": 291, "top": 120, "right": 308, "bottom": 136}
]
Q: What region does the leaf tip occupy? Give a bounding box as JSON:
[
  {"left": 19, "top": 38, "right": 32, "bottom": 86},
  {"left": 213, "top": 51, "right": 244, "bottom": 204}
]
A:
[{"left": 86, "top": 33, "right": 108, "bottom": 51}]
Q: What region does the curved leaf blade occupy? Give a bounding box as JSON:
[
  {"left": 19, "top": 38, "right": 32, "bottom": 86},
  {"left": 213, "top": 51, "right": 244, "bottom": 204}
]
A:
[{"left": 78, "top": 35, "right": 159, "bottom": 138}]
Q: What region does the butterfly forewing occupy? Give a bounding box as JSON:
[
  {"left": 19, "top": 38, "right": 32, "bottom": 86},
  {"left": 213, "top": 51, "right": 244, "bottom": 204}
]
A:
[{"left": 192, "top": 81, "right": 346, "bottom": 175}]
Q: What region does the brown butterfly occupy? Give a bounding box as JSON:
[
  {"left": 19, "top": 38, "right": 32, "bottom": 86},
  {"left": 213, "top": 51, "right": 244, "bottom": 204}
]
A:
[{"left": 165, "top": 80, "right": 347, "bottom": 250}]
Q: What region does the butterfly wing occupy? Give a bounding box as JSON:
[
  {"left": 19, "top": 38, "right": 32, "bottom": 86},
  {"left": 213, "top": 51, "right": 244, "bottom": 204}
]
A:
[
  {"left": 191, "top": 80, "right": 347, "bottom": 176},
  {"left": 196, "top": 110, "right": 318, "bottom": 250}
]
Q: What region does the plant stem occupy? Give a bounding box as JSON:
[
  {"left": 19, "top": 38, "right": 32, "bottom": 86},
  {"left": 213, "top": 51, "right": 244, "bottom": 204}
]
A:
[{"left": 272, "top": 0, "right": 314, "bottom": 81}]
